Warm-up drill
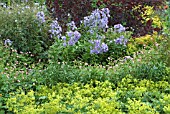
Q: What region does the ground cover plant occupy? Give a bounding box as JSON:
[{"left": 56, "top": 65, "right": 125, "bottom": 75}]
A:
[{"left": 0, "top": 0, "right": 170, "bottom": 114}]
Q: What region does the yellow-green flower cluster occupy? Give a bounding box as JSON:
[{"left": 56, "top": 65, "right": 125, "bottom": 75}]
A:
[
  {"left": 133, "top": 5, "right": 162, "bottom": 28},
  {"left": 6, "top": 76, "right": 170, "bottom": 114},
  {"left": 127, "top": 31, "right": 163, "bottom": 53}
]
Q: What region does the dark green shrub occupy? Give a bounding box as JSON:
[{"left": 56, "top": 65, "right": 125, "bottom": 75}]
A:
[
  {"left": 0, "top": 4, "right": 53, "bottom": 61},
  {"left": 110, "top": 49, "right": 169, "bottom": 82}
]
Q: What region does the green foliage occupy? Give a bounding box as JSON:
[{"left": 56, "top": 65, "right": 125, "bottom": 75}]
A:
[
  {"left": 36, "top": 47, "right": 170, "bottom": 87},
  {"left": 0, "top": 2, "right": 169, "bottom": 114},
  {"left": 48, "top": 26, "right": 132, "bottom": 65},
  {"left": 109, "top": 48, "right": 169, "bottom": 83},
  {"left": 0, "top": 4, "right": 52, "bottom": 60},
  {"left": 36, "top": 61, "right": 109, "bottom": 86},
  {"left": 0, "top": 43, "right": 44, "bottom": 113},
  {"left": 6, "top": 77, "right": 170, "bottom": 114},
  {"left": 161, "top": 4, "right": 170, "bottom": 66}
]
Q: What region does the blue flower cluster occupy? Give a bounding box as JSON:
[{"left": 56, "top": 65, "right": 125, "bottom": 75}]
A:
[
  {"left": 114, "top": 24, "right": 126, "bottom": 33},
  {"left": 4, "top": 39, "right": 12, "bottom": 46},
  {"left": 36, "top": 11, "right": 45, "bottom": 24},
  {"left": 66, "top": 21, "right": 77, "bottom": 31},
  {"left": 89, "top": 40, "right": 108, "bottom": 54},
  {"left": 62, "top": 31, "right": 81, "bottom": 46},
  {"left": 114, "top": 35, "right": 128, "bottom": 46},
  {"left": 49, "top": 18, "right": 62, "bottom": 39},
  {"left": 81, "top": 8, "right": 110, "bottom": 32}
]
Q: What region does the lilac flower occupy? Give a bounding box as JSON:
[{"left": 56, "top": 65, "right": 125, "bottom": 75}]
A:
[
  {"left": 101, "top": 43, "right": 108, "bottom": 52},
  {"left": 114, "top": 35, "right": 124, "bottom": 45},
  {"left": 114, "top": 35, "right": 128, "bottom": 46},
  {"left": 114, "top": 24, "right": 126, "bottom": 33},
  {"left": 67, "top": 31, "right": 81, "bottom": 46},
  {"left": 67, "top": 31, "right": 74, "bottom": 37},
  {"left": 63, "top": 42, "right": 67, "bottom": 47},
  {"left": 61, "top": 36, "right": 66, "bottom": 41},
  {"left": 49, "top": 18, "right": 62, "bottom": 39},
  {"left": 90, "top": 40, "right": 108, "bottom": 54},
  {"left": 61, "top": 36, "right": 67, "bottom": 46},
  {"left": 101, "top": 8, "right": 110, "bottom": 17},
  {"left": 25, "top": 6, "right": 30, "bottom": 9},
  {"left": 66, "top": 21, "right": 77, "bottom": 31},
  {"left": 81, "top": 8, "right": 110, "bottom": 32},
  {"left": 4, "top": 39, "right": 12, "bottom": 46},
  {"left": 123, "top": 39, "right": 128, "bottom": 46},
  {"left": 36, "top": 11, "right": 45, "bottom": 23}
]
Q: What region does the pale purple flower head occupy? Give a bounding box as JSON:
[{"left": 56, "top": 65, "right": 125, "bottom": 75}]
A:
[
  {"left": 66, "top": 21, "right": 77, "bottom": 31},
  {"left": 81, "top": 8, "right": 110, "bottom": 33},
  {"left": 49, "top": 18, "right": 62, "bottom": 39},
  {"left": 67, "top": 31, "right": 81, "bottom": 46},
  {"left": 114, "top": 24, "right": 126, "bottom": 33},
  {"left": 4, "top": 39, "right": 12, "bottom": 46},
  {"left": 114, "top": 35, "right": 128, "bottom": 46},
  {"left": 36, "top": 11, "right": 45, "bottom": 23},
  {"left": 101, "top": 43, "right": 108, "bottom": 52},
  {"left": 90, "top": 40, "right": 108, "bottom": 54}
]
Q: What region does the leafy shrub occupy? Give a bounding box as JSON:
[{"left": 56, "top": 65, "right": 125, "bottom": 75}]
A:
[
  {"left": 109, "top": 48, "right": 169, "bottom": 82},
  {"left": 0, "top": 4, "right": 53, "bottom": 61},
  {"left": 48, "top": 8, "right": 132, "bottom": 65},
  {"left": 0, "top": 0, "right": 45, "bottom": 5},
  {"left": 0, "top": 43, "right": 44, "bottom": 113},
  {"left": 97, "top": 0, "right": 165, "bottom": 36},
  {"left": 6, "top": 77, "right": 170, "bottom": 113},
  {"left": 35, "top": 61, "right": 110, "bottom": 86},
  {"left": 37, "top": 48, "right": 169, "bottom": 88},
  {"left": 127, "top": 31, "right": 163, "bottom": 54},
  {"left": 161, "top": 3, "right": 170, "bottom": 66}
]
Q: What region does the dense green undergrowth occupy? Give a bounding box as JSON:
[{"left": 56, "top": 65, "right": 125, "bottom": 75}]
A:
[{"left": 0, "top": 1, "right": 170, "bottom": 114}]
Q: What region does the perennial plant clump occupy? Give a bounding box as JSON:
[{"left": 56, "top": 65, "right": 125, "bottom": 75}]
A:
[
  {"left": 89, "top": 40, "right": 108, "bottom": 54},
  {"left": 49, "top": 18, "right": 62, "bottom": 39},
  {"left": 114, "top": 35, "right": 128, "bottom": 46},
  {"left": 81, "top": 8, "right": 110, "bottom": 32}
]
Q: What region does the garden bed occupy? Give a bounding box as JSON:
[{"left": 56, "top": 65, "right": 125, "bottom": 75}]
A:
[{"left": 0, "top": 1, "right": 170, "bottom": 113}]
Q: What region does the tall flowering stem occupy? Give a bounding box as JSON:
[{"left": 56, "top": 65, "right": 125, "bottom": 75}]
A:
[
  {"left": 89, "top": 40, "right": 108, "bottom": 54},
  {"left": 81, "top": 8, "right": 110, "bottom": 33},
  {"left": 49, "top": 18, "right": 62, "bottom": 39}
]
